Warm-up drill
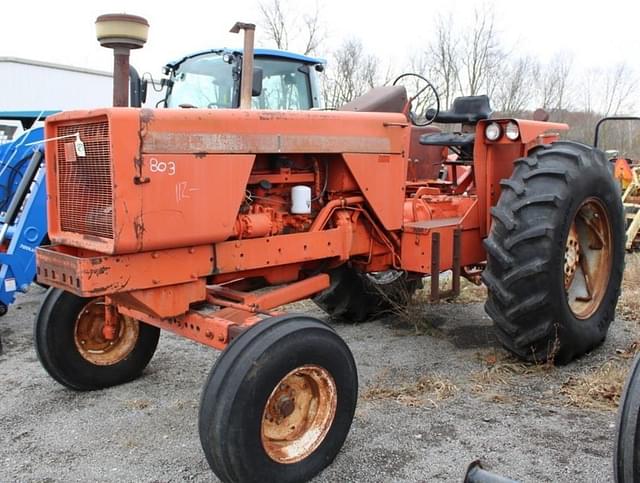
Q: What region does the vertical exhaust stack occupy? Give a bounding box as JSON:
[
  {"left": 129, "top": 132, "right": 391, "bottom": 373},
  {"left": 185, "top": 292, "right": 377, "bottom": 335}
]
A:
[
  {"left": 230, "top": 22, "right": 256, "bottom": 110},
  {"left": 95, "top": 13, "right": 149, "bottom": 107}
]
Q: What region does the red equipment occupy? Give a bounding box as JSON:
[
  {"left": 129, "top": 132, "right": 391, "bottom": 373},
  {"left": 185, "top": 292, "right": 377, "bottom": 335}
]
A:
[{"left": 33, "top": 82, "right": 624, "bottom": 481}]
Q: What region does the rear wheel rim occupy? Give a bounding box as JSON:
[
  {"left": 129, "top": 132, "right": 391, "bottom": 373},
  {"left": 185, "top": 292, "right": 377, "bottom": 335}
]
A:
[
  {"left": 564, "top": 197, "right": 612, "bottom": 319},
  {"left": 261, "top": 364, "right": 337, "bottom": 464},
  {"left": 74, "top": 299, "right": 139, "bottom": 366}
]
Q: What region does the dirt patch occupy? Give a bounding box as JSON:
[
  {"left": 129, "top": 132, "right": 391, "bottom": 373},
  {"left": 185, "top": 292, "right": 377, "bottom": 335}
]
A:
[
  {"left": 1, "top": 285, "right": 636, "bottom": 482},
  {"left": 445, "top": 325, "right": 498, "bottom": 349}
]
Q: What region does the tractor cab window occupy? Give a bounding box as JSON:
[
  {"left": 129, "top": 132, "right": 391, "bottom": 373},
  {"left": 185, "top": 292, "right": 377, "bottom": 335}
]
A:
[
  {"left": 166, "top": 53, "right": 235, "bottom": 109},
  {"left": 252, "top": 58, "right": 312, "bottom": 110}
]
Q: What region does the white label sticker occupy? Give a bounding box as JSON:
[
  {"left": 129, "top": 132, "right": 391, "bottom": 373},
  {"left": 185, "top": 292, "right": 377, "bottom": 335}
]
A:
[
  {"left": 19, "top": 244, "right": 35, "bottom": 253},
  {"left": 75, "top": 134, "right": 86, "bottom": 157},
  {"left": 4, "top": 278, "right": 16, "bottom": 292}
]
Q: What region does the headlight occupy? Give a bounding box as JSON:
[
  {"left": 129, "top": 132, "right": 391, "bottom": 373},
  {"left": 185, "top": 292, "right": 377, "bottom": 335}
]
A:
[
  {"left": 485, "top": 122, "right": 501, "bottom": 141},
  {"left": 505, "top": 121, "right": 520, "bottom": 141}
]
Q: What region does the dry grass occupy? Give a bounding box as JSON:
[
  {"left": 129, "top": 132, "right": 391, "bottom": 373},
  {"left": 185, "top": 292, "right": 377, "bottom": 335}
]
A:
[
  {"left": 417, "top": 274, "right": 487, "bottom": 306},
  {"left": 371, "top": 274, "right": 486, "bottom": 334},
  {"left": 477, "top": 392, "right": 520, "bottom": 404},
  {"left": 369, "top": 279, "right": 436, "bottom": 334},
  {"left": 618, "top": 253, "right": 640, "bottom": 320},
  {"left": 123, "top": 399, "right": 151, "bottom": 410},
  {"left": 472, "top": 350, "right": 553, "bottom": 385},
  {"left": 362, "top": 372, "right": 458, "bottom": 407},
  {"left": 561, "top": 359, "right": 628, "bottom": 411},
  {"left": 616, "top": 339, "right": 640, "bottom": 359},
  {"left": 472, "top": 351, "right": 532, "bottom": 387},
  {"left": 559, "top": 340, "right": 640, "bottom": 411},
  {"left": 445, "top": 278, "right": 487, "bottom": 304}
]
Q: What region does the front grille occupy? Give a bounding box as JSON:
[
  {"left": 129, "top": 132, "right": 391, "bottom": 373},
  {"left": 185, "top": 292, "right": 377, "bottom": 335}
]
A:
[{"left": 56, "top": 118, "right": 113, "bottom": 239}]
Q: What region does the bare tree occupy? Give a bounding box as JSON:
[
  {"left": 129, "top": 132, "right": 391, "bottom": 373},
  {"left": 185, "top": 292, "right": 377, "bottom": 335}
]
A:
[
  {"left": 580, "top": 67, "right": 599, "bottom": 114},
  {"left": 562, "top": 63, "right": 637, "bottom": 154},
  {"left": 601, "top": 62, "right": 637, "bottom": 115},
  {"left": 535, "top": 53, "right": 573, "bottom": 112},
  {"left": 259, "top": 0, "right": 288, "bottom": 50},
  {"left": 322, "top": 38, "right": 380, "bottom": 108},
  {"left": 403, "top": 52, "right": 440, "bottom": 116},
  {"left": 458, "top": 7, "right": 505, "bottom": 97},
  {"left": 493, "top": 56, "right": 536, "bottom": 114},
  {"left": 258, "top": 0, "right": 325, "bottom": 55},
  {"left": 579, "top": 63, "right": 637, "bottom": 116},
  {"left": 425, "top": 13, "right": 461, "bottom": 109},
  {"left": 301, "top": 1, "right": 324, "bottom": 56}
]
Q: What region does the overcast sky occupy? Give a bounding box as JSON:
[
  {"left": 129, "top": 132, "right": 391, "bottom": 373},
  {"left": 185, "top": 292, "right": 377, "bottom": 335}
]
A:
[{"left": 3, "top": 0, "right": 639, "bottom": 84}]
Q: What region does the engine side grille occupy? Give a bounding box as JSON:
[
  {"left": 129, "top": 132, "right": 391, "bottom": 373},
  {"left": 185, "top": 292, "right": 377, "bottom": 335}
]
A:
[{"left": 56, "top": 119, "right": 113, "bottom": 239}]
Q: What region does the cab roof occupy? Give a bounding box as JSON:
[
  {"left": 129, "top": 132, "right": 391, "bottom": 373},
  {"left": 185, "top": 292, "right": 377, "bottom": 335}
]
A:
[{"left": 166, "top": 48, "right": 325, "bottom": 71}]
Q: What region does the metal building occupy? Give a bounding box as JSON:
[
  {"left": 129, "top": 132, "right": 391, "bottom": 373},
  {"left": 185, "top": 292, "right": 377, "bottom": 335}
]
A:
[
  {"left": 0, "top": 57, "right": 113, "bottom": 111},
  {"left": 0, "top": 57, "right": 113, "bottom": 140}
]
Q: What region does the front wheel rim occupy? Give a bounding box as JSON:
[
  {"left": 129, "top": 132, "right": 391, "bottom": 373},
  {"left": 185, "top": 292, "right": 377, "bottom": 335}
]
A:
[
  {"left": 261, "top": 364, "right": 337, "bottom": 464},
  {"left": 564, "top": 198, "right": 612, "bottom": 319},
  {"left": 74, "top": 299, "right": 139, "bottom": 366}
]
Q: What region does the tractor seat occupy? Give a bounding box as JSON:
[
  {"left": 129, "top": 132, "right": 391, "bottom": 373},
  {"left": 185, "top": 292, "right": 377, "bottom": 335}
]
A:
[
  {"left": 419, "top": 95, "right": 491, "bottom": 153},
  {"left": 339, "top": 85, "right": 407, "bottom": 113},
  {"left": 425, "top": 95, "right": 491, "bottom": 124}
]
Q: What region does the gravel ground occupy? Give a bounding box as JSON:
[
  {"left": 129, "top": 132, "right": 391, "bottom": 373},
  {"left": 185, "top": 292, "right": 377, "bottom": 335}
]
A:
[{"left": 1, "top": 286, "right": 637, "bottom": 482}]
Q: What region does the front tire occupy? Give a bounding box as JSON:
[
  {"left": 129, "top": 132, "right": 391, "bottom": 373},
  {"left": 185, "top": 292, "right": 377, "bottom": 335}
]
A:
[
  {"left": 482, "top": 141, "right": 624, "bottom": 364},
  {"left": 199, "top": 314, "right": 358, "bottom": 483},
  {"left": 34, "top": 288, "right": 160, "bottom": 390}
]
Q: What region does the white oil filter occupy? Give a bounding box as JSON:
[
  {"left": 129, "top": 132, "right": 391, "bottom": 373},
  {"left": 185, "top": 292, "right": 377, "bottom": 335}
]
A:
[{"left": 291, "top": 185, "right": 312, "bottom": 214}]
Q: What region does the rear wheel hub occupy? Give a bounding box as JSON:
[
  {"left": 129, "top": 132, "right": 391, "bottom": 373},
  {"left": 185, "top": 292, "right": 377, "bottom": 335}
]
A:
[{"left": 564, "top": 198, "right": 612, "bottom": 319}]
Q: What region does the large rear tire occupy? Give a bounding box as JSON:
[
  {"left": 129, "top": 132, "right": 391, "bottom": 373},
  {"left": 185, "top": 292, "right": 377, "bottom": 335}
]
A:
[
  {"left": 199, "top": 314, "right": 357, "bottom": 483},
  {"left": 35, "top": 288, "right": 160, "bottom": 390},
  {"left": 482, "top": 141, "right": 624, "bottom": 364},
  {"left": 313, "top": 265, "right": 419, "bottom": 322}
]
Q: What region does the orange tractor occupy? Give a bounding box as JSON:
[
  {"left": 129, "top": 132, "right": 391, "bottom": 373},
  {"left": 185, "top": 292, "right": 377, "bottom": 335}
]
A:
[{"left": 34, "top": 67, "right": 623, "bottom": 481}]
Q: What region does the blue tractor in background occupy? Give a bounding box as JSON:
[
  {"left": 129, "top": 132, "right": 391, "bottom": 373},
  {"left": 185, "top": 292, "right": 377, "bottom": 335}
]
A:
[
  {"left": 149, "top": 48, "right": 325, "bottom": 109},
  {"left": 0, "top": 115, "right": 53, "bottom": 316},
  {"left": 0, "top": 48, "right": 325, "bottom": 352}
]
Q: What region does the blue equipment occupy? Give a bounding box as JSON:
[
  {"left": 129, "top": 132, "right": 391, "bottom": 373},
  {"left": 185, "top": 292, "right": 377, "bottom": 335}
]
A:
[{"left": 0, "top": 126, "right": 48, "bottom": 316}]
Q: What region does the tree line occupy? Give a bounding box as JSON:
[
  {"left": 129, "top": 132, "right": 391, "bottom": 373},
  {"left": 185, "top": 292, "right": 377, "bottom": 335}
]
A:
[{"left": 258, "top": 0, "right": 640, "bottom": 158}]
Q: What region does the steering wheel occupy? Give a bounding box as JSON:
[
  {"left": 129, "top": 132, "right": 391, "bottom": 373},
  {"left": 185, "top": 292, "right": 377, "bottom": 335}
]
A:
[{"left": 392, "top": 73, "right": 440, "bottom": 127}]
